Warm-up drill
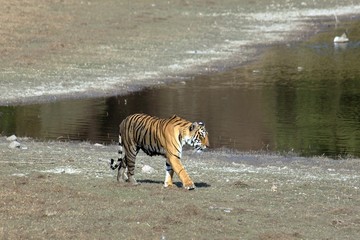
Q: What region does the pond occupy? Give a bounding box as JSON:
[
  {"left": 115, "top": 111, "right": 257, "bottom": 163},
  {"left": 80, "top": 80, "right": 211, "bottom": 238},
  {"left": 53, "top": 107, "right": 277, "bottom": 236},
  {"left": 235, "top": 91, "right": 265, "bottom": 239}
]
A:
[{"left": 1, "top": 23, "right": 360, "bottom": 158}]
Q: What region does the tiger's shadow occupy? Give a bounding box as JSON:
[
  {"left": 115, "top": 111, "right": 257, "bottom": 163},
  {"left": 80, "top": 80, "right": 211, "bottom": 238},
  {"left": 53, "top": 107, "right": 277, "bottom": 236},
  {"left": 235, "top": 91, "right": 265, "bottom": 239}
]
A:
[{"left": 137, "top": 179, "right": 211, "bottom": 188}]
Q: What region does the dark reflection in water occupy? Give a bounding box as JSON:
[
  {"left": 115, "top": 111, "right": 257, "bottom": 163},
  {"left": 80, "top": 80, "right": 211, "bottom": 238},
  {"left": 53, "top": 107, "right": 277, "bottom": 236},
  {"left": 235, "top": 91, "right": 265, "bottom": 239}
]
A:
[{"left": 1, "top": 27, "right": 360, "bottom": 158}]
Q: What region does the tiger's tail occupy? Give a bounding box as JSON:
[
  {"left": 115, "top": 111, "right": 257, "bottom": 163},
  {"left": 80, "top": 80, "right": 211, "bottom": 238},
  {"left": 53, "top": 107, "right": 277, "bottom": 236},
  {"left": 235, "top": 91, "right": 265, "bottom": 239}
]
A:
[{"left": 110, "top": 134, "right": 124, "bottom": 170}]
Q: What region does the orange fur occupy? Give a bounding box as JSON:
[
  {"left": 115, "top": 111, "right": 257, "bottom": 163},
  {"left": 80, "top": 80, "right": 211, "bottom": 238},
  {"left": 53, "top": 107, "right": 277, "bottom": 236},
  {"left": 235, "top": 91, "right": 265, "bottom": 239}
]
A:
[{"left": 110, "top": 113, "right": 209, "bottom": 189}]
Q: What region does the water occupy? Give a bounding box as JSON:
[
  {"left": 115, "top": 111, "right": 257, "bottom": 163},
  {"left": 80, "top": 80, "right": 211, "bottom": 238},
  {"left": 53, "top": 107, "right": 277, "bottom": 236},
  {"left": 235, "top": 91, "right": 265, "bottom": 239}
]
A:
[{"left": 1, "top": 28, "right": 360, "bottom": 158}]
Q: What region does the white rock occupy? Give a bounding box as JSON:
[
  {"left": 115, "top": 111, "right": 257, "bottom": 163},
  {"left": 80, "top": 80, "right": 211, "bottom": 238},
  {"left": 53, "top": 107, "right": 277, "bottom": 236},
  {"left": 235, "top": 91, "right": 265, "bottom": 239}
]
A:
[
  {"left": 8, "top": 141, "right": 21, "bottom": 149},
  {"left": 334, "top": 33, "right": 349, "bottom": 43},
  {"left": 141, "top": 165, "right": 156, "bottom": 174},
  {"left": 6, "top": 135, "right": 17, "bottom": 141},
  {"left": 223, "top": 208, "right": 232, "bottom": 213},
  {"left": 12, "top": 173, "right": 27, "bottom": 177},
  {"left": 271, "top": 184, "right": 278, "bottom": 192}
]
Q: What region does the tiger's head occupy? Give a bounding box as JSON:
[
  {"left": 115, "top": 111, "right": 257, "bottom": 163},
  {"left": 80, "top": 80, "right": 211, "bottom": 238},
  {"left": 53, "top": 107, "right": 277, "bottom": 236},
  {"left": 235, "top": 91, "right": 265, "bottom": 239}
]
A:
[{"left": 186, "top": 121, "right": 209, "bottom": 152}]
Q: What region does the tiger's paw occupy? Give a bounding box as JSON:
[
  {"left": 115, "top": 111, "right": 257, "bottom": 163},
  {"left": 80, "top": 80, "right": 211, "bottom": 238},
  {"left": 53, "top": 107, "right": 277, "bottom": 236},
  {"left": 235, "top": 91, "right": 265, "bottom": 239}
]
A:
[
  {"left": 127, "top": 176, "right": 139, "bottom": 186},
  {"left": 117, "top": 178, "right": 127, "bottom": 183},
  {"left": 184, "top": 184, "right": 195, "bottom": 190},
  {"left": 117, "top": 172, "right": 128, "bottom": 183},
  {"left": 163, "top": 180, "right": 174, "bottom": 188},
  {"left": 163, "top": 184, "right": 174, "bottom": 189}
]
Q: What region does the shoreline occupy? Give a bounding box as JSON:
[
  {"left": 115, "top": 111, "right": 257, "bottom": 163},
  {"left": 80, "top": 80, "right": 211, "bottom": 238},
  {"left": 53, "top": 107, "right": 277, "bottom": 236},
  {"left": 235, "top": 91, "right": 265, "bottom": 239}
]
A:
[{"left": 1, "top": 1, "right": 360, "bottom": 105}]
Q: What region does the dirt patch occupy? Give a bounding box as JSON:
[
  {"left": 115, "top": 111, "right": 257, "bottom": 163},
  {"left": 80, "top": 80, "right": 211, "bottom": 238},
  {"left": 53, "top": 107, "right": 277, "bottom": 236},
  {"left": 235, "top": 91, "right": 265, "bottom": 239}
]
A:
[{"left": 1, "top": 137, "right": 360, "bottom": 239}]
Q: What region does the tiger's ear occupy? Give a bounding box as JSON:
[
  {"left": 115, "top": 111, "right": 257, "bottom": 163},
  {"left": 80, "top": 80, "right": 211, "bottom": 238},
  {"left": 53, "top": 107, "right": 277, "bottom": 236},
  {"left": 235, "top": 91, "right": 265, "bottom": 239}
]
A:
[{"left": 189, "top": 122, "right": 199, "bottom": 131}]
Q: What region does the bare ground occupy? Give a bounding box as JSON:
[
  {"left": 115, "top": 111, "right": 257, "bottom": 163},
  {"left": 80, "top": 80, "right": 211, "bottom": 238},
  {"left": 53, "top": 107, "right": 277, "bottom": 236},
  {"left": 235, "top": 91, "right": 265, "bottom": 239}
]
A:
[{"left": 1, "top": 137, "right": 360, "bottom": 239}]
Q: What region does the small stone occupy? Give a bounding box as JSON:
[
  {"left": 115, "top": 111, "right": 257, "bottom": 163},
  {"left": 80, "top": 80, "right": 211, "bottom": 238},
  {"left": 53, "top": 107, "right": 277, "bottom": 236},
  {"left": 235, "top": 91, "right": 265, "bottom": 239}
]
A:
[
  {"left": 94, "top": 143, "right": 104, "bottom": 147},
  {"left": 6, "top": 135, "right": 17, "bottom": 141},
  {"left": 223, "top": 208, "right": 232, "bottom": 213},
  {"left": 141, "top": 165, "right": 156, "bottom": 174},
  {"left": 44, "top": 210, "right": 57, "bottom": 217},
  {"left": 8, "top": 141, "right": 21, "bottom": 149}
]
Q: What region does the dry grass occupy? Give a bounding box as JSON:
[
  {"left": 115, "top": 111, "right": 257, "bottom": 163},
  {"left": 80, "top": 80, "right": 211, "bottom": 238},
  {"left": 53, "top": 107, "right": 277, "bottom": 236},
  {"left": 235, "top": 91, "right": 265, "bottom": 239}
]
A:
[{"left": 1, "top": 137, "right": 360, "bottom": 239}]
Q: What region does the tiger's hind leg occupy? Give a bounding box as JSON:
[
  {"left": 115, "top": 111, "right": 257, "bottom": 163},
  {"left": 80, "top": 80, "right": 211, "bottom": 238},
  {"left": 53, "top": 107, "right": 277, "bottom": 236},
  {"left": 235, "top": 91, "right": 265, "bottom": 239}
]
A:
[
  {"left": 116, "top": 159, "right": 128, "bottom": 183},
  {"left": 113, "top": 134, "right": 129, "bottom": 182},
  {"left": 123, "top": 152, "right": 139, "bottom": 185},
  {"left": 109, "top": 158, "right": 127, "bottom": 181},
  {"left": 110, "top": 158, "right": 127, "bottom": 182}
]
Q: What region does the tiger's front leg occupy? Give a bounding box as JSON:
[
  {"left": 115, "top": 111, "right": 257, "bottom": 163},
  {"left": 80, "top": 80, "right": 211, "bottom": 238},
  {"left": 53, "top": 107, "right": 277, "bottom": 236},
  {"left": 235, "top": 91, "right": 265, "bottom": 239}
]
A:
[
  {"left": 164, "top": 162, "right": 174, "bottom": 188},
  {"left": 166, "top": 154, "right": 195, "bottom": 190}
]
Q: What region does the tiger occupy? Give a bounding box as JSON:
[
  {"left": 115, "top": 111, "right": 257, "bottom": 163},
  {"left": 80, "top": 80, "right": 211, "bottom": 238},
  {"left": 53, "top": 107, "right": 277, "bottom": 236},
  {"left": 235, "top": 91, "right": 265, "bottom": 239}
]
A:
[{"left": 110, "top": 113, "right": 209, "bottom": 190}]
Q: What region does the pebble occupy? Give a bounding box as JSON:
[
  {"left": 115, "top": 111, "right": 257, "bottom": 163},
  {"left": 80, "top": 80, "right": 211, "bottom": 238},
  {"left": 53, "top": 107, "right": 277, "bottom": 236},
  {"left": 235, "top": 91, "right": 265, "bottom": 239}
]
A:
[
  {"left": 6, "top": 135, "right": 17, "bottom": 141},
  {"left": 141, "top": 165, "right": 156, "bottom": 174}
]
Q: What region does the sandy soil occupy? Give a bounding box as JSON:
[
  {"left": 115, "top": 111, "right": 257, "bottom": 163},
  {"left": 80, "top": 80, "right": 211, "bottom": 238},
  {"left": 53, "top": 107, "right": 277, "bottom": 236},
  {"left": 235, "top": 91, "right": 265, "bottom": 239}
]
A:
[
  {"left": 1, "top": 0, "right": 360, "bottom": 105},
  {"left": 1, "top": 136, "right": 360, "bottom": 239}
]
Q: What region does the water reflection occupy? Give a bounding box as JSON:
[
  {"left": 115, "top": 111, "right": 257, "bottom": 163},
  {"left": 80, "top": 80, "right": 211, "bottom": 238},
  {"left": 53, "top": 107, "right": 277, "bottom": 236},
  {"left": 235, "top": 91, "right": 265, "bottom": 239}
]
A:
[{"left": 1, "top": 27, "right": 360, "bottom": 158}]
